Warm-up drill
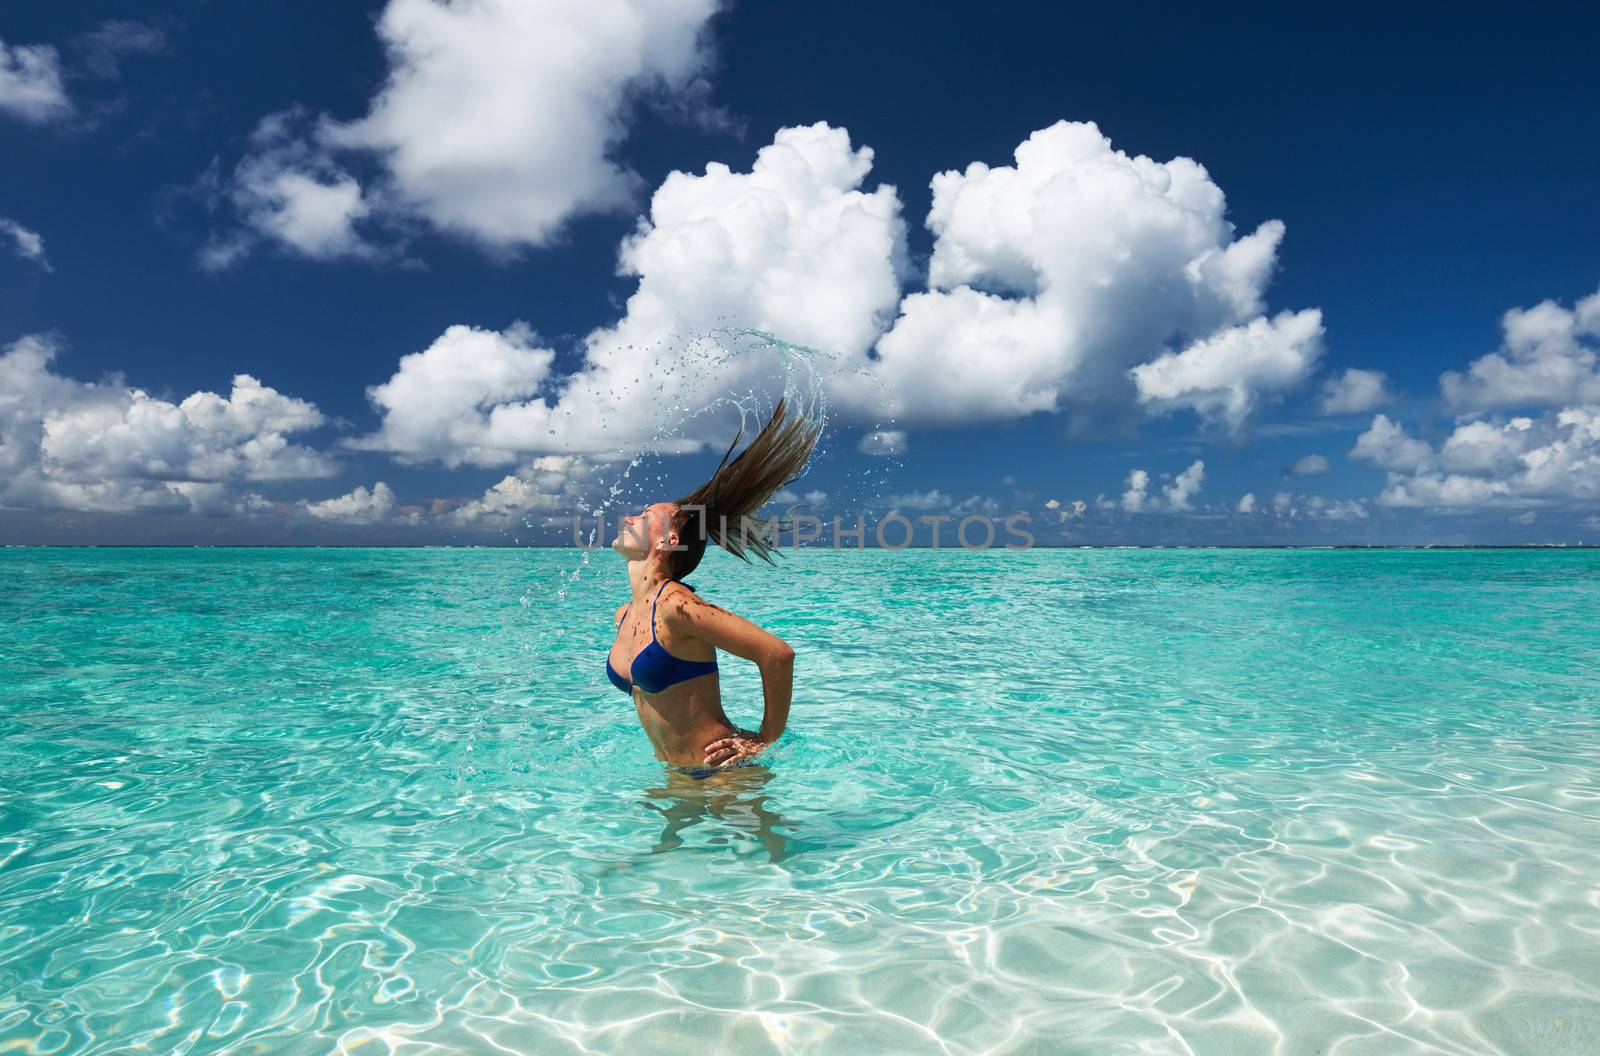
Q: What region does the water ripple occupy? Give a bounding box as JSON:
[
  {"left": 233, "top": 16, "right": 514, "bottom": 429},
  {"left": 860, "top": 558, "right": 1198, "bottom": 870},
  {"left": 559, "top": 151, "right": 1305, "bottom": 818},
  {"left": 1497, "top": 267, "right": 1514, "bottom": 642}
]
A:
[{"left": 2, "top": 547, "right": 1599, "bottom": 1053}]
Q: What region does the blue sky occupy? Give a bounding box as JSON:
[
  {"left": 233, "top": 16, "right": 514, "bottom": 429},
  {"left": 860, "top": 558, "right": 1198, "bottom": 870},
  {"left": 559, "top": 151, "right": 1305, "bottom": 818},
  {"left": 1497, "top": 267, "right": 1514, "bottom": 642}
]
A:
[{"left": 2, "top": 1, "right": 1598, "bottom": 545}]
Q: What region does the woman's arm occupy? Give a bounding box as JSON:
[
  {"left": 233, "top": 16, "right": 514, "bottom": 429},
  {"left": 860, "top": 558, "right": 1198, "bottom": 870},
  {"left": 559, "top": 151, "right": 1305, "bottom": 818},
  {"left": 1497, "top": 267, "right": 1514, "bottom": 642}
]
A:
[{"left": 663, "top": 590, "right": 795, "bottom": 764}]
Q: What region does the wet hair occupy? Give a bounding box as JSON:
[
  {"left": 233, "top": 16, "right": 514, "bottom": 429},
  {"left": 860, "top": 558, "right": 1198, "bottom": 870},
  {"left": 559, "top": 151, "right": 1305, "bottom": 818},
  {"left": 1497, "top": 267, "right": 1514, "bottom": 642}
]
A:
[{"left": 665, "top": 396, "right": 822, "bottom": 580}]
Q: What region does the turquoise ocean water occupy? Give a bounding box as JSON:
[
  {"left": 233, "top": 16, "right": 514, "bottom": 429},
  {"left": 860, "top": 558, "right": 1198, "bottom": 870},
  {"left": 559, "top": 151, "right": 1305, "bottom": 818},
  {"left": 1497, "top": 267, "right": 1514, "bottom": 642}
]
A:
[{"left": 3, "top": 547, "right": 1599, "bottom": 1054}]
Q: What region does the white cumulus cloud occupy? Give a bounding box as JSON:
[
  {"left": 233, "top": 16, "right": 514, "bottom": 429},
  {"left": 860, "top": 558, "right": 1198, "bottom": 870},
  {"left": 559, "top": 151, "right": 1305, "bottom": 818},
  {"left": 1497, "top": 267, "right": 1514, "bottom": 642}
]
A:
[
  {"left": 351, "top": 322, "right": 558, "bottom": 467},
  {"left": 1350, "top": 414, "right": 1433, "bottom": 472},
  {"left": 358, "top": 119, "right": 1323, "bottom": 469},
  {"left": 1318, "top": 367, "right": 1390, "bottom": 415},
  {"left": 886, "top": 488, "right": 952, "bottom": 511},
  {"left": 1305, "top": 496, "right": 1369, "bottom": 520},
  {"left": 0, "top": 36, "right": 71, "bottom": 125},
  {"left": 1272, "top": 493, "right": 1369, "bottom": 520},
  {"left": 1440, "top": 287, "right": 1600, "bottom": 412},
  {"left": 1353, "top": 409, "right": 1600, "bottom": 508},
  {"left": 214, "top": 0, "right": 722, "bottom": 262},
  {"left": 358, "top": 123, "right": 906, "bottom": 465},
  {"left": 1119, "top": 460, "right": 1205, "bottom": 512},
  {"left": 1291, "top": 453, "right": 1330, "bottom": 476},
  {"left": 866, "top": 120, "right": 1316, "bottom": 431},
  {"left": 449, "top": 454, "right": 598, "bottom": 527},
  {"left": 0, "top": 217, "right": 51, "bottom": 271},
  {"left": 857, "top": 429, "right": 906, "bottom": 456},
  {"left": 1120, "top": 468, "right": 1151, "bottom": 512},
  {"left": 0, "top": 333, "right": 334, "bottom": 514},
  {"left": 1164, "top": 460, "right": 1206, "bottom": 511},
  {"left": 208, "top": 110, "right": 378, "bottom": 266},
  {"left": 306, "top": 482, "right": 397, "bottom": 524},
  {"left": 1131, "top": 309, "right": 1325, "bottom": 435},
  {"left": 1348, "top": 287, "right": 1600, "bottom": 511}
]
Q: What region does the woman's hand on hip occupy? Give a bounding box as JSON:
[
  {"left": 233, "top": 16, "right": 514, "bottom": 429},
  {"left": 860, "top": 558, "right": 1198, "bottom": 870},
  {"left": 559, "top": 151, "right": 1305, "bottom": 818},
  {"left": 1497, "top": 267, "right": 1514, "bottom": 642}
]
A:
[{"left": 703, "top": 729, "right": 769, "bottom": 768}]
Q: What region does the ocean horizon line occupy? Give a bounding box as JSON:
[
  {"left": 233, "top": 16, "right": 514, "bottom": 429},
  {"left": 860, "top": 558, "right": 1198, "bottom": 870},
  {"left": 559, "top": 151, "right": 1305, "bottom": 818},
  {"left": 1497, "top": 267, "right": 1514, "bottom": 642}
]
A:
[{"left": 5, "top": 543, "right": 1598, "bottom": 551}]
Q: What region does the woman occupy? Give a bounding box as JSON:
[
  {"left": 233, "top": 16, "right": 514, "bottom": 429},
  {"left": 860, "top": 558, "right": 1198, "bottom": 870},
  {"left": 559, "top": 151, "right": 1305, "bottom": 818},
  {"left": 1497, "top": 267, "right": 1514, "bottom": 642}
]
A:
[{"left": 605, "top": 396, "right": 822, "bottom": 776}]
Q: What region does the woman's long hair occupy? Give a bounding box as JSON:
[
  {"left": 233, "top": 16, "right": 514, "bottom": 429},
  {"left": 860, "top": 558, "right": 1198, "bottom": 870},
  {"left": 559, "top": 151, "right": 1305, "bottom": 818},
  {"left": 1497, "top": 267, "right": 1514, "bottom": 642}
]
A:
[{"left": 667, "top": 396, "right": 822, "bottom": 579}]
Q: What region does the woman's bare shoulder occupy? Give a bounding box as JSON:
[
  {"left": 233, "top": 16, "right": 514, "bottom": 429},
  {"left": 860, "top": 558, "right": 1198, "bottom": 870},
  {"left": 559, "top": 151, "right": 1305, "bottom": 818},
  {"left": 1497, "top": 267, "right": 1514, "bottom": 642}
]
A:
[
  {"left": 663, "top": 586, "right": 788, "bottom": 661},
  {"left": 661, "top": 582, "right": 725, "bottom": 619}
]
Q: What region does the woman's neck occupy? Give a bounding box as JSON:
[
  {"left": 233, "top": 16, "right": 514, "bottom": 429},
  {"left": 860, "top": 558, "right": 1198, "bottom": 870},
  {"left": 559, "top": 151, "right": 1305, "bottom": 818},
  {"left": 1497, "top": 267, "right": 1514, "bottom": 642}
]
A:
[{"left": 627, "top": 559, "right": 674, "bottom": 604}]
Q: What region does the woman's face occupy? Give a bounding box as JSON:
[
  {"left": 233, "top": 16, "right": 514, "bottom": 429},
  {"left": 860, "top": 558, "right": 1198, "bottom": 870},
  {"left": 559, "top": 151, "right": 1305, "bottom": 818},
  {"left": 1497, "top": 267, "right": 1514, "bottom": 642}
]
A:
[{"left": 612, "top": 502, "right": 677, "bottom": 561}]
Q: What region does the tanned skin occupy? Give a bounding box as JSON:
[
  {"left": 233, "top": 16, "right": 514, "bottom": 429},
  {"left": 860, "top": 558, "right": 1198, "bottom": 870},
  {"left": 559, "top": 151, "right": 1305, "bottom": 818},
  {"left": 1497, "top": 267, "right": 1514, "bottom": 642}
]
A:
[{"left": 608, "top": 502, "right": 794, "bottom": 770}]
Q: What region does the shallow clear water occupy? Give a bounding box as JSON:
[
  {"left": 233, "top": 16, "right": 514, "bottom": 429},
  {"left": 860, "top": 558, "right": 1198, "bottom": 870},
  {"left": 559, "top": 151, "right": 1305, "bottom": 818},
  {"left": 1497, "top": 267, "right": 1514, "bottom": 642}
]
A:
[{"left": 3, "top": 547, "right": 1599, "bottom": 1054}]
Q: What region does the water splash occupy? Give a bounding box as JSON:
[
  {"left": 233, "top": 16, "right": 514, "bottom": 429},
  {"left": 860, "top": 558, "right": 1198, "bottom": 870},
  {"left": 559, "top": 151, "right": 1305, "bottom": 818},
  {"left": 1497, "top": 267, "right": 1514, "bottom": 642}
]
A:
[{"left": 528, "top": 326, "right": 903, "bottom": 612}]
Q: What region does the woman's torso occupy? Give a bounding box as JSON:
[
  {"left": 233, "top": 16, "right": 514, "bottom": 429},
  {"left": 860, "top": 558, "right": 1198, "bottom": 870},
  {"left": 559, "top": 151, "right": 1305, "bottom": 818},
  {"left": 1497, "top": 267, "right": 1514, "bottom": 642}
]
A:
[{"left": 607, "top": 582, "right": 734, "bottom": 767}]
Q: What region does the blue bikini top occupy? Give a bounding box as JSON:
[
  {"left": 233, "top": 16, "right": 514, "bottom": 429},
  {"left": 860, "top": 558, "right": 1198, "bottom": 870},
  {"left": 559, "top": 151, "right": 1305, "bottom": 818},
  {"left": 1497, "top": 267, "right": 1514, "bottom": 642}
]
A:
[{"left": 606, "top": 579, "right": 719, "bottom": 695}]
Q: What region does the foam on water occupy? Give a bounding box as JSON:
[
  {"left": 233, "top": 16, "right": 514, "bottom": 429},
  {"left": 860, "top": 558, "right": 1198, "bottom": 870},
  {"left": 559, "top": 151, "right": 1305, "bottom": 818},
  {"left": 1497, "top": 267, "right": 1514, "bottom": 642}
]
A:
[{"left": 4, "top": 548, "right": 1600, "bottom": 1054}]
